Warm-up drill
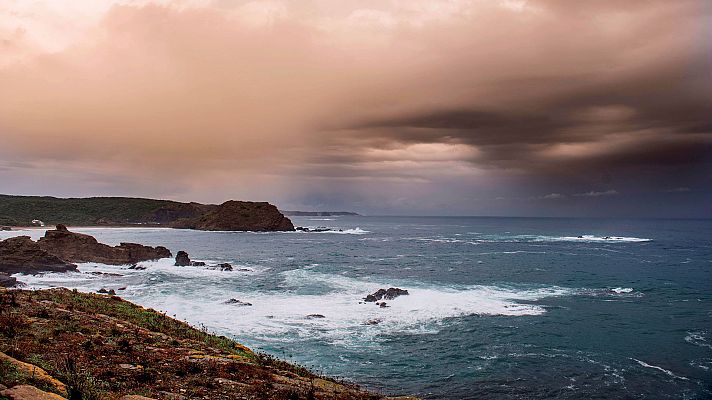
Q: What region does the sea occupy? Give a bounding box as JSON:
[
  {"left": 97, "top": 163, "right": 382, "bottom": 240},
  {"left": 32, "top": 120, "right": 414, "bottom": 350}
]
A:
[{"left": 3, "top": 216, "right": 711, "bottom": 399}]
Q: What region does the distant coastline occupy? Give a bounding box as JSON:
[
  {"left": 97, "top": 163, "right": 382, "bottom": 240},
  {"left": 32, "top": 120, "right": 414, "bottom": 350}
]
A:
[{"left": 281, "top": 210, "right": 360, "bottom": 216}]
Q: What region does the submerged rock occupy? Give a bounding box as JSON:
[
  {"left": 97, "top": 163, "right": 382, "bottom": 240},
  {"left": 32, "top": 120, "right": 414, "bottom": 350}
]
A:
[
  {"left": 38, "top": 225, "right": 171, "bottom": 265},
  {"left": 363, "top": 318, "right": 382, "bottom": 325},
  {"left": 190, "top": 261, "right": 206, "bottom": 267},
  {"left": 306, "top": 314, "right": 326, "bottom": 319},
  {"left": 0, "top": 236, "right": 77, "bottom": 275},
  {"left": 364, "top": 287, "right": 409, "bottom": 302},
  {"left": 225, "top": 299, "right": 252, "bottom": 306}
]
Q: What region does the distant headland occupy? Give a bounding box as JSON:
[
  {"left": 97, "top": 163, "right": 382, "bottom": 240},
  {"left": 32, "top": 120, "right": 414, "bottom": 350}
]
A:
[{"left": 0, "top": 194, "right": 293, "bottom": 231}]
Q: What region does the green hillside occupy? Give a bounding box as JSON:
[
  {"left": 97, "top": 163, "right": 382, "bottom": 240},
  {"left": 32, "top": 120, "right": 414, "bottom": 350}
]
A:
[{"left": 0, "top": 195, "right": 180, "bottom": 226}]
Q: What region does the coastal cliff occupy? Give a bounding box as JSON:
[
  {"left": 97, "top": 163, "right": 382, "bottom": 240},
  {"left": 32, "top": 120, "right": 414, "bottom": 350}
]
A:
[
  {"left": 0, "top": 288, "right": 411, "bottom": 400},
  {"left": 0, "top": 195, "right": 294, "bottom": 231},
  {"left": 171, "top": 201, "right": 294, "bottom": 231}
]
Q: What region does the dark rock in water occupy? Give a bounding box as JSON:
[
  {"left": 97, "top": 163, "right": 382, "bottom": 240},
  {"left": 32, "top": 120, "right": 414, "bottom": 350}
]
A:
[
  {"left": 216, "top": 263, "right": 232, "bottom": 271},
  {"left": 128, "top": 264, "right": 146, "bottom": 270},
  {"left": 171, "top": 200, "right": 294, "bottom": 232},
  {"left": 379, "top": 302, "right": 388, "bottom": 308},
  {"left": 118, "top": 287, "right": 127, "bottom": 291},
  {"left": 295, "top": 226, "right": 333, "bottom": 233},
  {"left": 306, "top": 314, "right": 326, "bottom": 319},
  {"left": 98, "top": 288, "right": 109, "bottom": 294},
  {"left": 364, "top": 287, "right": 409, "bottom": 302},
  {"left": 90, "top": 271, "right": 123, "bottom": 277},
  {"left": 190, "top": 261, "right": 206, "bottom": 267},
  {"left": 236, "top": 268, "right": 252, "bottom": 272},
  {"left": 364, "top": 318, "right": 382, "bottom": 325},
  {"left": 225, "top": 298, "right": 252, "bottom": 306},
  {"left": 108, "top": 289, "right": 116, "bottom": 295},
  {"left": 175, "top": 251, "right": 191, "bottom": 266},
  {"left": 0, "top": 226, "right": 11, "bottom": 231},
  {"left": 37, "top": 225, "right": 171, "bottom": 265},
  {"left": 0, "top": 273, "right": 17, "bottom": 287},
  {"left": 0, "top": 235, "right": 77, "bottom": 274}
]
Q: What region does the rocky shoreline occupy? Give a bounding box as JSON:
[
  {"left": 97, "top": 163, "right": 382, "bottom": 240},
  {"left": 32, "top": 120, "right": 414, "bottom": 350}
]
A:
[{"left": 0, "top": 227, "right": 417, "bottom": 399}]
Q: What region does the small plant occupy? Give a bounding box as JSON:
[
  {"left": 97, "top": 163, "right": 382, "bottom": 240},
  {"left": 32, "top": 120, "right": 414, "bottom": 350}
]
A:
[
  {"left": 0, "top": 311, "right": 30, "bottom": 338},
  {"left": 55, "top": 356, "right": 106, "bottom": 400}
]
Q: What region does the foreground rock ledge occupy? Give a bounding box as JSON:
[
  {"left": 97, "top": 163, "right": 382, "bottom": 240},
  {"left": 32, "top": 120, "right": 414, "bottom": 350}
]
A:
[{"left": 0, "top": 288, "right": 416, "bottom": 400}]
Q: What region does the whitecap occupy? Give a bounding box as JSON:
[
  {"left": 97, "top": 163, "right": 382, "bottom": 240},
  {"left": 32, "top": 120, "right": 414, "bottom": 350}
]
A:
[
  {"left": 611, "top": 287, "right": 634, "bottom": 294},
  {"left": 631, "top": 358, "right": 689, "bottom": 380}
]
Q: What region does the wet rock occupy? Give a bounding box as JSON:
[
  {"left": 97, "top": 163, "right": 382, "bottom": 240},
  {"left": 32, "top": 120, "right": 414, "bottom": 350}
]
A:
[
  {"left": 0, "top": 273, "right": 17, "bottom": 288},
  {"left": 118, "top": 287, "right": 127, "bottom": 291},
  {"left": 363, "top": 318, "right": 382, "bottom": 325},
  {"left": 364, "top": 287, "right": 409, "bottom": 302},
  {"left": 128, "top": 264, "right": 146, "bottom": 270},
  {"left": 190, "top": 261, "right": 206, "bottom": 266},
  {"left": 37, "top": 226, "right": 171, "bottom": 265},
  {"left": 0, "top": 226, "right": 11, "bottom": 231},
  {"left": 225, "top": 299, "right": 252, "bottom": 306},
  {"left": 175, "top": 251, "right": 191, "bottom": 266},
  {"left": 306, "top": 314, "right": 326, "bottom": 319},
  {"left": 89, "top": 271, "right": 123, "bottom": 277},
  {"left": 0, "top": 236, "right": 77, "bottom": 275},
  {"left": 379, "top": 302, "right": 388, "bottom": 308},
  {"left": 216, "top": 263, "right": 232, "bottom": 271}
]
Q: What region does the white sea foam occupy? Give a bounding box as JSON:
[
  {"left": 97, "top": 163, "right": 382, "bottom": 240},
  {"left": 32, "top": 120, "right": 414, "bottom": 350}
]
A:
[
  {"left": 685, "top": 331, "right": 712, "bottom": 350},
  {"left": 632, "top": 358, "right": 689, "bottom": 380},
  {"left": 530, "top": 235, "right": 651, "bottom": 243},
  {"left": 611, "top": 287, "right": 634, "bottom": 294},
  {"left": 14, "top": 265, "right": 573, "bottom": 347}
]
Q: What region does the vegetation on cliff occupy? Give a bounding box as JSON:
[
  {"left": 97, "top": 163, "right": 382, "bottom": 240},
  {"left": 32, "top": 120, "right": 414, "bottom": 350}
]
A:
[
  {"left": 0, "top": 288, "right": 411, "bottom": 400},
  {"left": 0, "top": 195, "right": 293, "bottom": 231}
]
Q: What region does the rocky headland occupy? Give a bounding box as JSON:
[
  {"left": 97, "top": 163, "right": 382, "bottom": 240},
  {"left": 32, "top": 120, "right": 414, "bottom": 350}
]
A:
[
  {"left": 171, "top": 201, "right": 294, "bottom": 232},
  {"left": 0, "top": 194, "right": 295, "bottom": 232}
]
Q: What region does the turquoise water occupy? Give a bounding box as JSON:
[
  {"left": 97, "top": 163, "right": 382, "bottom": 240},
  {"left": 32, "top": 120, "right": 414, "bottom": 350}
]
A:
[{"left": 7, "top": 217, "right": 712, "bottom": 398}]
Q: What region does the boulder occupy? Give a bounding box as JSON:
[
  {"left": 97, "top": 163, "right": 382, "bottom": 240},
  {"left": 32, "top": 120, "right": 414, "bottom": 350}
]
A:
[
  {"left": 0, "top": 273, "right": 17, "bottom": 287},
  {"left": 0, "top": 385, "right": 66, "bottom": 400},
  {"left": 0, "top": 236, "right": 77, "bottom": 274},
  {"left": 171, "top": 200, "right": 294, "bottom": 231},
  {"left": 0, "top": 352, "right": 67, "bottom": 396},
  {"left": 190, "top": 261, "right": 206, "bottom": 267},
  {"left": 1, "top": 226, "right": 11, "bottom": 231},
  {"left": 37, "top": 225, "right": 171, "bottom": 265},
  {"left": 175, "top": 251, "right": 191, "bottom": 266},
  {"left": 363, "top": 287, "right": 409, "bottom": 302}
]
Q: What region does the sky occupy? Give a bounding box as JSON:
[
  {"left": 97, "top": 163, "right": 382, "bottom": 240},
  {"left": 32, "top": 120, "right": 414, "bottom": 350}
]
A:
[{"left": 1, "top": 0, "right": 710, "bottom": 217}]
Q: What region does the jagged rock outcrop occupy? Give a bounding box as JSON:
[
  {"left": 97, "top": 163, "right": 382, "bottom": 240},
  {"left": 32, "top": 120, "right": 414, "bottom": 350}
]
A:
[
  {"left": 175, "top": 251, "right": 191, "bottom": 266},
  {"left": 37, "top": 225, "right": 171, "bottom": 265},
  {"left": 364, "top": 288, "right": 409, "bottom": 302},
  {"left": 0, "top": 236, "right": 77, "bottom": 274},
  {"left": 171, "top": 201, "right": 294, "bottom": 231}
]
